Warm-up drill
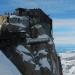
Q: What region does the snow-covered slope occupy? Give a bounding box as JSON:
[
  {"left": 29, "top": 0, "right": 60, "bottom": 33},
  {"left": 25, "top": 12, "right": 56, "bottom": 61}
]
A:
[
  {"left": 0, "top": 50, "right": 21, "bottom": 75},
  {"left": 59, "top": 51, "right": 75, "bottom": 75}
]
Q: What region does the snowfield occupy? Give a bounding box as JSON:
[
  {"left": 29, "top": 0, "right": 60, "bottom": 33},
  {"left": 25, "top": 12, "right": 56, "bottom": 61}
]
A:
[
  {"left": 59, "top": 51, "right": 75, "bottom": 75},
  {"left": 0, "top": 50, "right": 21, "bottom": 75}
]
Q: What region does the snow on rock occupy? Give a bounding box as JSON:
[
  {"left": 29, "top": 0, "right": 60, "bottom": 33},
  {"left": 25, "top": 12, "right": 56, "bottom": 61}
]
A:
[
  {"left": 0, "top": 25, "right": 1, "bottom": 29},
  {"left": 38, "top": 49, "right": 48, "bottom": 55},
  {"left": 27, "top": 38, "right": 50, "bottom": 44},
  {"left": 22, "top": 52, "right": 32, "bottom": 62},
  {"left": 34, "top": 51, "right": 37, "bottom": 54},
  {"left": 9, "top": 23, "right": 25, "bottom": 28},
  {"left": 35, "top": 65, "right": 40, "bottom": 70},
  {"left": 38, "top": 34, "right": 49, "bottom": 39},
  {"left": 32, "top": 24, "right": 42, "bottom": 29},
  {"left": 59, "top": 50, "right": 75, "bottom": 75},
  {"left": 39, "top": 57, "right": 51, "bottom": 70},
  {"left": 16, "top": 45, "right": 50, "bottom": 71},
  {"left": 0, "top": 51, "right": 21, "bottom": 75},
  {"left": 18, "top": 27, "right": 26, "bottom": 32},
  {"left": 9, "top": 15, "right": 29, "bottom": 28},
  {"left": 48, "top": 40, "right": 53, "bottom": 45},
  {"left": 10, "top": 15, "right": 22, "bottom": 18},
  {"left": 16, "top": 45, "right": 33, "bottom": 62},
  {"left": 16, "top": 45, "right": 30, "bottom": 53},
  {"left": 38, "top": 34, "right": 53, "bottom": 45}
]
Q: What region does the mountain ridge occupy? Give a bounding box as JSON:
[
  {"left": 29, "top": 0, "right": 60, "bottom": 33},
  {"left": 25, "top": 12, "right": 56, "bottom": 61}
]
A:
[{"left": 59, "top": 50, "right": 75, "bottom": 75}]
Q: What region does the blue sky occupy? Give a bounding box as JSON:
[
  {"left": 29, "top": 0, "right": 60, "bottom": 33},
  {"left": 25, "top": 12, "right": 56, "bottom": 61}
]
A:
[{"left": 0, "top": 0, "right": 75, "bottom": 52}]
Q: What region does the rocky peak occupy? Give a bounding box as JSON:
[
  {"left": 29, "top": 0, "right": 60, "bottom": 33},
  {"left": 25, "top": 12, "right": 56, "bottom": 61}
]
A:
[{"left": 0, "top": 8, "right": 63, "bottom": 75}]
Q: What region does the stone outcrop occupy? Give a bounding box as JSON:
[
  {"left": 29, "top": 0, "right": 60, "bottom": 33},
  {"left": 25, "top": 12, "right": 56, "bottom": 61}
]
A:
[{"left": 0, "top": 8, "right": 63, "bottom": 75}]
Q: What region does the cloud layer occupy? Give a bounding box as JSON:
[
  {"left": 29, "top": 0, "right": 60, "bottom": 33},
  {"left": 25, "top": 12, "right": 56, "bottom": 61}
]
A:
[{"left": 53, "top": 19, "right": 75, "bottom": 51}]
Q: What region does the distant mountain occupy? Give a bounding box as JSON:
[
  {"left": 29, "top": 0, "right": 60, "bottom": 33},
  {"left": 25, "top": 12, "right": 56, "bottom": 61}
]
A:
[{"left": 59, "top": 50, "right": 75, "bottom": 75}]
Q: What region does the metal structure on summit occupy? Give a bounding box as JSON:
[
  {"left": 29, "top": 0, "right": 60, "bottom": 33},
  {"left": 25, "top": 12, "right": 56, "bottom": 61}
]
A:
[{"left": 0, "top": 8, "right": 63, "bottom": 75}]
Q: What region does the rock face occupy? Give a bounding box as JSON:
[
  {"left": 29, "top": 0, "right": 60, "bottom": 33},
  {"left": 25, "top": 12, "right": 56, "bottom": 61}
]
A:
[{"left": 0, "top": 8, "right": 63, "bottom": 75}]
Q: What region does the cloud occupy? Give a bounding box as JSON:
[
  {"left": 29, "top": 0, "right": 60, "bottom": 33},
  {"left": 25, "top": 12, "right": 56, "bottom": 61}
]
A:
[
  {"left": 53, "top": 19, "right": 75, "bottom": 32},
  {"left": 54, "top": 36, "right": 75, "bottom": 45},
  {"left": 53, "top": 31, "right": 75, "bottom": 37},
  {"left": 53, "top": 19, "right": 75, "bottom": 26},
  {"left": 53, "top": 19, "right": 75, "bottom": 46}
]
